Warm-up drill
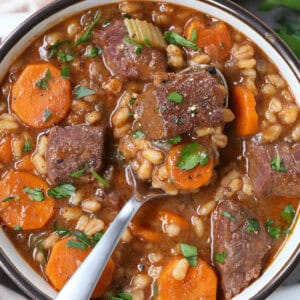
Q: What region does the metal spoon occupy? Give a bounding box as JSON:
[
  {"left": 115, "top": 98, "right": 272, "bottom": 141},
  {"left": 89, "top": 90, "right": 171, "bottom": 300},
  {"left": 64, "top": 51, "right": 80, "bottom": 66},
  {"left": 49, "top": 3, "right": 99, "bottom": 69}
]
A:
[{"left": 56, "top": 64, "right": 228, "bottom": 300}]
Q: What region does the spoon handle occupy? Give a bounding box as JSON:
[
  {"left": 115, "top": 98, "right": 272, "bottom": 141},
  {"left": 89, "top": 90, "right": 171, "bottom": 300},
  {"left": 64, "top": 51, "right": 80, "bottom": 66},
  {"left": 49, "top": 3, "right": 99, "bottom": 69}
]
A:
[{"left": 56, "top": 196, "right": 141, "bottom": 300}]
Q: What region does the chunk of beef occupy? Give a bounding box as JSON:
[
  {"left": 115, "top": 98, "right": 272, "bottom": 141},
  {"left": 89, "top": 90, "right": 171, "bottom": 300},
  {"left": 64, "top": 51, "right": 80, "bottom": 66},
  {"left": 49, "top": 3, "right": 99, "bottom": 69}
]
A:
[
  {"left": 213, "top": 200, "right": 271, "bottom": 299},
  {"left": 46, "top": 125, "right": 105, "bottom": 184},
  {"left": 93, "top": 20, "right": 167, "bottom": 81},
  {"left": 133, "top": 71, "right": 226, "bottom": 140},
  {"left": 246, "top": 141, "right": 300, "bottom": 198}
]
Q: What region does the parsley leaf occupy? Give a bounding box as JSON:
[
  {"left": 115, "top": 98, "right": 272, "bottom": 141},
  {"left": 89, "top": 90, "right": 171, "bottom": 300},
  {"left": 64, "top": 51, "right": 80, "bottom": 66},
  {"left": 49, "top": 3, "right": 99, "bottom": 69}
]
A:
[
  {"left": 74, "top": 86, "right": 96, "bottom": 99},
  {"left": 129, "top": 97, "right": 136, "bottom": 106},
  {"left": 111, "top": 292, "right": 132, "bottom": 300},
  {"left": 180, "top": 242, "right": 198, "bottom": 267},
  {"left": 56, "top": 52, "right": 75, "bottom": 63},
  {"left": 124, "top": 36, "right": 144, "bottom": 55},
  {"left": 132, "top": 130, "right": 145, "bottom": 139},
  {"left": 222, "top": 211, "right": 236, "bottom": 221},
  {"left": 176, "top": 143, "right": 209, "bottom": 171},
  {"left": 23, "top": 137, "right": 32, "bottom": 152},
  {"left": 2, "top": 196, "right": 16, "bottom": 203},
  {"left": 66, "top": 240, "right": 88, "bottom": 250},
  {"left": 164, "top": 31, "right": 200, "bottom": 51},
  {"left": 35, "top": 69, "right": 52, "bottom": 90},
  {"left": 167, "top": 91, "right": 184, "bottom": 104},
  {"left": 191, "top": 28, "right": 198, "bottom": 43},
  {"left": 75, "top": 11, "right": 101, "bottom": 46},
  {"left": 14, "top": 225, "right": 23, "bottom": 231},
  {"left": 215, "top": 251, "right": 226, "bottom": 264},
  {"left": 271, "top": 156, "right": 288, "bottom": 172},
  {"left": 91, "top": 170, "right": 109, "bottom": 188},
  {"left": 85, "top": 46, "right": 102, "bottom": 57},
  {"left": 70, "top": 163, "right": 89, "bottom": 178},
  {"left": 38, "top": 241, "right": 47, "bottom": 262},
  {"left": 43, "top": 108, "right": 52, "bottom": 122},
  {"left": 281, "top": 204, "right": 295, "bottom": 224},
  {"left": 47, "top": 183, "right": 76, "bottom": 199},
  {"left": 60, "top": 66, "right": 70, "bottom": 79},
  {"left": 168, "top": 135, "right": 182, "bottom": 145},
  {"left": 265, "top": 219, "right": 282, "bottom": 239},
  {"left": 23, "top": 187, "right": 45, "bottom": 201},
  {"left": 245, "top": 218, "right": 260, "bottom": 233}
]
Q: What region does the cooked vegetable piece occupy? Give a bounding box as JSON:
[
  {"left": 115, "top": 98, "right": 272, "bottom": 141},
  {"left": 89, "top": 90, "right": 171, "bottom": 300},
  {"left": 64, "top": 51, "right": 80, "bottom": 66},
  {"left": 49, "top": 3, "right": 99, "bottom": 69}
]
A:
[
  {"left": 164, "top": 31, "right": 200, "bottom": 50},
  {"left": 0, "top": 171, "right": 54, "bottom": 229},
  {"left": 15, "top": 155, "right": 34, "bottom": 172},
  {"left": 168, "top": 135, "right": 182, "bottom": 145},
  {"left": 11, "top": 63, "right": 71, "bottom": 128},
  {"left": 180, "top": 243, "right": 198, "bottom": 266},
  {"left": 232, "top": 85, "right": 258, "bottom": 136},
  {"left": 157, "top": 256, "right": 217, "bottom": 300},
  {"left": 130, "top": 223, "right": 163, "bottom": 242},
  {"left": 124, "top": 18, "right": 167, "bottom": 49},
  {"left": 185, "top": 18, "right": 232, "bottom": 60},
  {"left": 158, "top": 211, "right": 189, "bottom": 229},
  {"left": 167, "top": 144, "right": 214, "bottom": 190},
  {"left": 271, "top": 156, "right": 288, "bottom": 172},
  {"left": 45, "top": 237, "right": 115, "bottom": 298},
  {"left": 0, "top": 136, "right": 12, "bottom": 164},
  {"left": 47, "top": 184, "right": 76, "bottom": 199}
]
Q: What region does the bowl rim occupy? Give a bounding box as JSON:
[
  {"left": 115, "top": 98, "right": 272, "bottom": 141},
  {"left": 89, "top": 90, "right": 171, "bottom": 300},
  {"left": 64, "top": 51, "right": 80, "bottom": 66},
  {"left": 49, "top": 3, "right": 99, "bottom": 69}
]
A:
[{"left": 0, "top": 0, "right": 299, "bottom": 299}]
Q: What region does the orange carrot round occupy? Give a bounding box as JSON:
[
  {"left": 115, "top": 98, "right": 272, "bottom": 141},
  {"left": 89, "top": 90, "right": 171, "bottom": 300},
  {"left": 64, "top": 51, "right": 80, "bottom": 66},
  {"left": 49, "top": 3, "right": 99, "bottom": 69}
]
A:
[
  {"left": 167, "top": 145, "right": 214, "bottom": 190},
  {"left": 15, "top": 155, "right": 34, "bottom": 172},
  {"left": 185, "top": 18, "right": 232, "bottom": 60},
  {"left": 233, "top": 85, "right": 259, "bottom": 136},
  {"left": 157, "top": 256, "right": 217, "bottom": 300},
  {"left": 130, "top": 223, "right": 163, "bottom": 242},
  {"left": 158, "top": 210, "right": 189, "bottom": 230},
  {"left": 11, "top": 63, "right": 71, "bottom": 128},
  {"left": 0, "top": 135, "right": 12, "bottom": 164},
  {"left": 0, "top": 171, "right": 55, "bottom": 230},
  {"left": 45, "top": 237, "right": 115, "bottom": 298}
]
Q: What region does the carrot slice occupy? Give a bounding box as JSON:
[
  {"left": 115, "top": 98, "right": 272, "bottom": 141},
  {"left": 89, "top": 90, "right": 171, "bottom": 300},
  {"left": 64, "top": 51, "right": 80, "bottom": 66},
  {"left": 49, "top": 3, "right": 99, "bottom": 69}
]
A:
[
  {"left": 15, "top": 155, "right": 34, "bottom": 172},
  {"left": 11, "top": 63, "right": 71, "bottom": 128},
  {"left": 185, "top": 18, "right": 232, "bottom": 60},
  {"left": 45, "top": 237, "right": 115, "bottom": 298},
  {"left": 166, "top": 145, "right": 214, "bottom": 190},
  {"left": 130, "top": 223, "right": 163, "bottom": 242},
  {"left": 0, "top": 135, "right": 12, "bottom": 164},
  {"left": 232, "top": 85, "right": 259, "bottom": 136},
  {"left": 0, "top": 171, "right": 55, "bottom": 230},
  {"left": 158, "top": 210, "right": 189, "bottom": 230},
  {"left": 157, "top": 256, "right": 217, "bottom": 300}
]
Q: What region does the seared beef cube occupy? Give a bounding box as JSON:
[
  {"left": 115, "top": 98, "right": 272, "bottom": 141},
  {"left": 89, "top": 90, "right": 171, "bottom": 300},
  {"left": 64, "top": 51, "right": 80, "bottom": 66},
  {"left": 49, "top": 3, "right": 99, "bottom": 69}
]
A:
[
  {"left": 46, "top": 125, "right": 105, "bottom": 184},
  {"left": 93, "top": 20, "right": 167, "bottom": 81},
  {"left": 246, "top": 141, "right": 300, "bottom": 198},
  {"left": 213, "top": 201, "right": 271, "bottom": 299},
  {"left": 133, "top": 71, "right": 226, "bottom": 140}
]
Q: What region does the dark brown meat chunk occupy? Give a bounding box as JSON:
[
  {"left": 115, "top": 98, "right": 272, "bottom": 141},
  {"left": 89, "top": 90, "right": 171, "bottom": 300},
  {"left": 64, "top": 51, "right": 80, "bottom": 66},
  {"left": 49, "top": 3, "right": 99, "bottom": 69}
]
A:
[
  {"left": 93, "top": 20, "right": 167, "bottom": 81},
  {"left": 213, "top": 201, "right": 271, "bottom": 299},
  {"left": 246, "top": 141, "right": 300, "bottom": 198},
  {"left": 133, "top": 71, "right": 226, "bottom": 140},
  {"left": 46, "top": 125, "right": 105, "bottom": 184}
]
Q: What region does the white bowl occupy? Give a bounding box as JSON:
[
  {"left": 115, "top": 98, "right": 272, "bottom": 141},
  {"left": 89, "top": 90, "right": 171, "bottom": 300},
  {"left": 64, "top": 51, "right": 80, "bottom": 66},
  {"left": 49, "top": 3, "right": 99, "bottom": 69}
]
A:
[{"left": 0, "top": 1, "right": 299, "bottom": 299}]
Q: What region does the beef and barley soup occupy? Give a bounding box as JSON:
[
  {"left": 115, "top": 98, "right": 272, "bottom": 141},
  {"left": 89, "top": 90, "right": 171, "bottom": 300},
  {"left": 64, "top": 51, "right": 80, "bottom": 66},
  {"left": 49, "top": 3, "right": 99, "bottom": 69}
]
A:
[{"left": 0, "top": 1, "right": 299, "bottom": 299}]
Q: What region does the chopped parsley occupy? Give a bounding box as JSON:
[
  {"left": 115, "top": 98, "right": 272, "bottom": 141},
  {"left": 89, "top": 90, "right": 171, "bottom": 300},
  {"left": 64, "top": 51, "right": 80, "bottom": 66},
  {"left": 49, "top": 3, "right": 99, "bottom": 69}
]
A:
[
  {"left": 129, "top": 97, "right": 137, "bottom": 106},
  {"left": 111, "top": 292, "right": 132, "bottom": 300},
  {"left": 85, "top": 46, "right": 102, "bottom": 57},
  {"left": 2, "top": 196, "right": 16, "bottom": 203},
  {"left": 23, "top": 187, "right": 45, "bottom": 201},
  {"left": 168, "top": 135, "right": 182, "bottom": 145},
  {"left": 164, "top": 31, "right": 200, "bottom": 51},
  {"left": 91, "top": 170, "right": 109, "bottom": 188},
  {"left": 222, "top": 211, "right": 236, "bottom": 221},
  {"left": 43, "top": 108, "right": 52, "bottom": 122},
  {"left": 265, "top": 219, "right": 282, "bottom": 239},
  {"left": 167, "top": 91, "right": 184, "bottom": 104},
  {"left": 281, "top": 204, "right": 295, "bottom": 224},
  {"left": 245, "top": 218, "right": 260, "bottom": 233},
  {"left": 271, "top": 156, "right": 288, "bottom": 172},
  {"left": 66, "top": 240, "right": 88, "bottom": 250},
  {"left": 70, "top": 163, "right": 89, "bottom": 178},
  {"left": 74, "top": 86, "right": 96, "bottom": 99},
  {"left": 35, "top": 69, "right": 52, "bottom": 90},
  {"left": 144, "top": 38, "right": 151, "bottom": 47},
  {"left": 179, "top": 242, "right": 198, "bottom": 267},
  {"left": 123, "top": 13, "right": 132, "bottom": 19},
  {"left": 23, "top": 137, "right": 33, "bottom": 152},
  {"left": 215, "top": 251, "right": 226, "bottom": 264},
  {"left": 102, "top": 20, "right": 111, "bottom": 27},
  {"left": 132, "top": 130, "right": 145, "bottom": 139},
  {"left": 48, "top": 40, "right": 74, "bottom": 62},
  {"left": 14, "top": 225, "right": 23, "bottom": 231},
  {"left": 75, "top": 11, "right": 101, "bottom": 46},
  {"left": 38, "top": 241, "right": 47, "bottom": 262},
  {"left": 60, "top": 66, "right": 70, "bottom": 79},
  {"left": 47, "top": 183, "right": 76, "bottom": 199},
  {"left": 124, "top": 36, "right": 144, "bottom": 55},
  {"left": 191, "top": 28, "right": 198, "bottom": 43},
  {"left": 176, "top": 142, "right": 209, "bottom": 171}
]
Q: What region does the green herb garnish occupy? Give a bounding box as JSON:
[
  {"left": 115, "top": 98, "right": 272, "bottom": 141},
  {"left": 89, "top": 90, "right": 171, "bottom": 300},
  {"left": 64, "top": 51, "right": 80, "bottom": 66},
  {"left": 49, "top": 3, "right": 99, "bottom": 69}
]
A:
[
  {"left": 124, "top": 36, "right": 144, "bottom": 55},
  {"left": 144, "top": 38, "right": 151, "bottom": 47},
  {"left": 2, "top": 196, "right": 16, "bottom": 203},
  {"left": 222, "top": 211, "right": 236, "bottom": 221},
  {"left": 60, "top": 66, "right": 70, "bottom": 79},
  {"left": 85, "top": 46, "right": 103, "bottom": 57},
  {"left": 102, "top": 20, "right": 111, "bottom": 27},
  {"left": 66, "top": 239, "right": 89, "bottom": 250},
  {"left": 271, "top": 156, "right": 288, "bottom": 172},
  {"left": 23, "top": 137, "right": 33, "bottom": 152},
  {"left": 215, "top": 251, "right": 226, "bottom": 264},
  {"left": 57, "top": 52, "right": 75, "bottom": 63},
  {"left": 74, "top": 86, "right": 96, "bottom": 99},
  {"left": 70, "top": 163, "right": 89, "bottom": 178},
  {"left": 35, "top": 69, "right": 52, "bottom": 90},
  {"left": 245, "top": 218, "right": 260, "bottom": 233},
  {"left": 14, "top": 225, "right": 22, "bottom": 231},
  {"left": 75, "top": 11, "right": 101, "bottom": 46},
  {"left": 43, "top": 108, "right": 52, "bottom": 122},
  {"left": 23, "top": 187, "right": 44, "bottom": 201},
  {"left": 129, "top": 97, "right": 136, "bottom": 106},
  {"left": 281, "top": 204, "right": 295, "bottom": 224},
  {"left": 260, "top": 0, "right": 300, "bottom": 11},
  {"left": 179, "top": 242, "right": 198, "bottom": 267},
  {"left": 47, "top": 183, "right": 76, "bottom": 199},
  {"left": 38, "top": 241, "right": 47, "bottom": 262},
  {"left": 111, "top": 292, "right": 132, "bottom": 300},
  {"left": 167, "top": 91, "right": 184, "bottom": 104},
  {"left": 132, "top": 130, "right": 145, "bottom": 139},
  {"left": 265, "top": 219, "right": 282, "bottom": 239},
  {"left": 176, "top": 142, "right": 209, "bottom": 171},
  {"left": 91, "top": 170, "right": 109, "bottom": 188},
  {"left": 168, "top": 135, "right": 182, "bottom": 145},
  {"left": 191, "top": 28, "right": 198, "bottom": 43},
  {"left": 164, "top": 31, "right": 200, "bottom": 51}
]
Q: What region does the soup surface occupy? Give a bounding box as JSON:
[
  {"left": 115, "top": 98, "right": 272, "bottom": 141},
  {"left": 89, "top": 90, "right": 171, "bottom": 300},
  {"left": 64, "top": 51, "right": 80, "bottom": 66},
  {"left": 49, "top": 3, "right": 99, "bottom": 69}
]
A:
[{"left": 0, "top": 1, "right": 299, "bottom": 299}]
